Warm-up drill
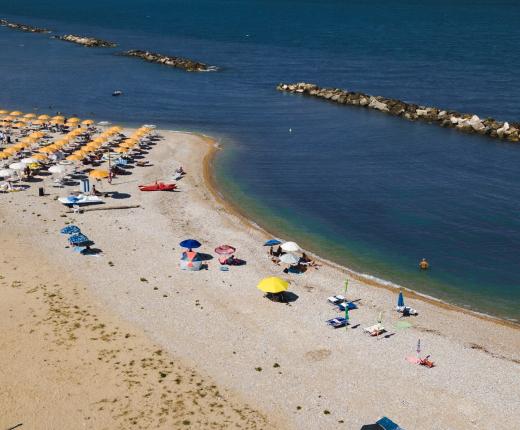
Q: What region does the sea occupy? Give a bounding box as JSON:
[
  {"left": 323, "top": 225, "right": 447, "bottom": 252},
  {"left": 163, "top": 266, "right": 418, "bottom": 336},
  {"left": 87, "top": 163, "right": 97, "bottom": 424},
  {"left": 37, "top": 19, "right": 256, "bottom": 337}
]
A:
[{"left": 1, "top": 0, "right": 520, "bottom": 321}]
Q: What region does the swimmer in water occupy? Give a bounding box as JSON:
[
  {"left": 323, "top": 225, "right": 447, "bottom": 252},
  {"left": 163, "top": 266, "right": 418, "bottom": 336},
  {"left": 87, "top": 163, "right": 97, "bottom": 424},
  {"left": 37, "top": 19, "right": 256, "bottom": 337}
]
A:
[{"left": 419, "top": 258, "right": 429, "bottom": 270}]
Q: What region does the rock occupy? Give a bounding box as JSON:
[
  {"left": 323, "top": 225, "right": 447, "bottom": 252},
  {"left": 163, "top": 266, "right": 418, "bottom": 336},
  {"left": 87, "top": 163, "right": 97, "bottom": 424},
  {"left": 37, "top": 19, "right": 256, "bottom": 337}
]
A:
[
  {"left": 497, "top": 122, "right": 509, "bottom": 138},
  {"left": 121, "top": 50, "right": 214, "bottom": 72},
  {"left": 0, "top": 19, "right": 50, "bottom": 33},
  {"left": 56, "top": 34, "right": 116, "bottom": 48},
  {"left": 368, "top": 97, "right": 389, "bottom": 112}
]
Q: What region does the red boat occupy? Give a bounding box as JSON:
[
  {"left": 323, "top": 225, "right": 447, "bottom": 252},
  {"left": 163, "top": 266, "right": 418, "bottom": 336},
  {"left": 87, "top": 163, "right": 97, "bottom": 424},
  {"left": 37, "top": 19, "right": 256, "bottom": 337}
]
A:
[{"left": 138, "top": 181, "right": 177, "bottom": 191}]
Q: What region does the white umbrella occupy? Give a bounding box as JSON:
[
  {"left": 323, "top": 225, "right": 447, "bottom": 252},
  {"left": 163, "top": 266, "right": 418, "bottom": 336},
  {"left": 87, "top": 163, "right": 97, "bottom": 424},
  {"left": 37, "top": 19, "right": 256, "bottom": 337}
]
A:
[
  {"left": 0, "top": 168, "right": 14, "bottom": 178},
  {"left": 49, "top": 165, "right": 67, "bottom": 174},
  {"left": 9, "top": 162, "right": 26, "bottom": 170},
  {"left": 21, "top": 157, "right": 38, "bottom": 164},
  {"left": 280, "top": 253, "right": 300, "bottom": 265},
  {"left": 281, "top": 241, "right": 300, "bottom": 252}
]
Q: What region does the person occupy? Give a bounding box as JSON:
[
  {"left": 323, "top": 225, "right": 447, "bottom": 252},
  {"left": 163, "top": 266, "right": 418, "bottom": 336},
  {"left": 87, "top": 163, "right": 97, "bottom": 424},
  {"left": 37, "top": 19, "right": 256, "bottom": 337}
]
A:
[
  {"left": 176, "top": 165, "right": 185, "bottom": 175},
  {"left": 273, "top": 246, "right": 283, "bottom": 257},
  {"left": 419, "top": 258, "right": 429, "bottom": 270}
]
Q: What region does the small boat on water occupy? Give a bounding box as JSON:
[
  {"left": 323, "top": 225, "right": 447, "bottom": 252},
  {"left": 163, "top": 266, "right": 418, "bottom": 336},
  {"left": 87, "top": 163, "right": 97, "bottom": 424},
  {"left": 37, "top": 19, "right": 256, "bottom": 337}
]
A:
[
  {"left": 112, "top": 90, "right": 123, "bottom": 96},
  {"left": 138, "top": 181, "right": 177, "bottom": 192}
]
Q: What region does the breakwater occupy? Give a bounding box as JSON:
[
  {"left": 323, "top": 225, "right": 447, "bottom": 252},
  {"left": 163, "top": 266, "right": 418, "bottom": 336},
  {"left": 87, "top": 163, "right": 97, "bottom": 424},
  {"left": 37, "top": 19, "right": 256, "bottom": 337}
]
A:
[
  {"left": 54, "top": 34, "right": 116, "bottom": 48},
  {"left": 122, "top": 50, "right": 215, "bottom": 72},
  {"left": 0, "top": 18, "right": 50, "bottom": 33},
  {"left": 277, "top": 83, "right": 520, "bottom": 142}
]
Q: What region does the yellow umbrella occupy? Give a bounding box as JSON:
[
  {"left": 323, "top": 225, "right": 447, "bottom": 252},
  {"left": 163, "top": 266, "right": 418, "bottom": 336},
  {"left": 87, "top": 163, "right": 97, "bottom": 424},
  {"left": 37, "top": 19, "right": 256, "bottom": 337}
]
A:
[
  {"left": 9, "top": 111, "right": 22, "bottom": 116},
  {"left": 74, "top": 149, "right": 89, "bottom": 156},
  {"left": 66, "top": 154, "right": 83, "bottom": 161},
  {"left": 30, "top": 131, "right": 45, "bottom": 138},
  {"left": 120, "top": 141, "right": 136, "bottom": 149},
  {"left": 32, "top": 153, "right": 48, "bottom": 161},
  {"left": 3, "top": 116, "right": 14, "bottom": 122},
  {"left": 3, "top": 147, "right": 19, "bottom": 155},
  {"left": 84, "top": 143, "right": 101, "bottom": 151},
  {"left": 38, "top": 114, "right": 50, "bottom": 120},
  {"left": 89, "top": 169, "right": 109, "bottom": 179},
  {"left": 67, "top": 117, "right": 80, "bottom": 123},
  {"left": 113, "top": 146, "right": 129, "bottom": 153},
  {"left": 0, "top": 152, "right": 9, "bottom": 159},
  {"left": 52, "top": 115, "right": 64, "bottom": 121},
  {"left": 0, "top": 110, "right": 7, "bottom": 115},
  {"left": 13, "top": 122, "right": 26, "bottom": 128},
  {"left": 31, "top": 119, "right": 45, "bottom": 125},
  {"left": 23, "top": 113, "right": 36, "bottom": 119},
  {"left": 81, "top": 119, "right": 94, "bottom": 125},
  {"left": 11, "top": 143, "right": 26, "bottom": 151},
  {"left": 51, "top": 118, "right": 64, "bottom": 124},
  {"left": 256, "top": 277, "right": 289, "bottom": 294},
  {"left": 38, "top": 146, "right": 57, "bottom": 154}
]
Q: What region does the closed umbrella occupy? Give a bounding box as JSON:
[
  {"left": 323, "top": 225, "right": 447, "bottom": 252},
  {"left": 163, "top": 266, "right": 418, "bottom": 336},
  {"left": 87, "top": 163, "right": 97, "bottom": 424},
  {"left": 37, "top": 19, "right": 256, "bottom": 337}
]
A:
[
  {"left": 280, "top": 253, "right": 299, "bottom": 265},
  {"left": 397, "top": 291, "right": 405, "bottom": 308},
  {"left": 257, "top": 277, "right": 289, "bottom": 294},
  {"left": 281, "top": 241, "right": 300, "bottom": 252}
]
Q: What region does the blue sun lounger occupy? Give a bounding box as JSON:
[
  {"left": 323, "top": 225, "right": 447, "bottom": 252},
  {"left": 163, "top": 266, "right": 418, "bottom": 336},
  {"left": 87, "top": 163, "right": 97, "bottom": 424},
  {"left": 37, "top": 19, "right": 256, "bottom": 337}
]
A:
[{"left": 326, "top": 317, "right": 348, "bottom": 328}]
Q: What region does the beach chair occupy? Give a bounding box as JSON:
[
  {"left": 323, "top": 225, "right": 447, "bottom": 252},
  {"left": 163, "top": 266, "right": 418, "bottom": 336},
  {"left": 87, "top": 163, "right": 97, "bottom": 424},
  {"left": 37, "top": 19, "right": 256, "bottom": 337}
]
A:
[
  {"left": 327, "top": 295, "right": 346, "bottom": 305},
  {"left": 396, "top": 305, "right": 418, "bottom": 316},
  {"left": 337, "top": 301, "right": 358, "bottom": 311},
  {"left": 363, "top": 323, "right": 386, "bottom": 336},
  {"left": 326, "top": 317, "right": 348, "bottom": 328}
]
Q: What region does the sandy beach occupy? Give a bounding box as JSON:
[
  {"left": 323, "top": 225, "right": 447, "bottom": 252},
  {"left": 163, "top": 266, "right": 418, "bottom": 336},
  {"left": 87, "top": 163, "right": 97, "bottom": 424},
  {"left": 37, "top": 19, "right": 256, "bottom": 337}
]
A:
[{"left": 1, "top": 128, "right": 519, "bottom": 429}]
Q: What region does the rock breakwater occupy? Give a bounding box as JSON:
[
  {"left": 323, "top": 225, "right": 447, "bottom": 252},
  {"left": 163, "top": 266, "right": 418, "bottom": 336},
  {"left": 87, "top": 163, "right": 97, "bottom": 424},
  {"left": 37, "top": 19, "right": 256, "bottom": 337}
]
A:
[
  {"left": 54, "top": 34, "right": 116, "bottom": 48},
  {"left": 122, "top": 50, "right": 216, "bottom": 72},
  {"left": 0, "top": 19, "right": 50, "bottom": 33},
  {"left": 277, "top": 82, "right": 520, "bottom": 142}
]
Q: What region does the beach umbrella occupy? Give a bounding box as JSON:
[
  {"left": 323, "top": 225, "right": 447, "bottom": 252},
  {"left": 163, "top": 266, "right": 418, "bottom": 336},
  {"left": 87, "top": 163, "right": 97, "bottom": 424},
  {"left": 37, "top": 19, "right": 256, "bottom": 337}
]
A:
[
  {"left": 3, "top": 147, "right": 19, "bottom": 155},
  {"left": 0, "top": 110, "right": 7, "bottom": 114},
  {"left": 344, "top": 279, "right": 349, "bottom": 295},
  {"left": 3, "top": 116, "right": 14, "bottom": 122},
  {"left": 31, "top": 154, "right": 48, "bottom": 161},
  {"left": 0, "top": 152, "right": 9, "bottom": 159},
  {"left": 37, "top": 114, "right": 50, "bottom": 120},
  {"left": 345, "top": 306, "right": 350, "bottom": 328},
  {"left": 31, "top": 119, "right": 45, "bottom": 125},
  {"left": 52, "top": 115, "right": 64, "bottom": 121},
  {"left": 397, "top": 291, "right": 405, "bottom": 308},
  {"left": 9, "top": 111, "right": 22, "bottom": 116},
  {"left": 114, "top": 146, "right": 129, "bottom": 153},
  {"left": 257, "top": 277, "right": 289, "bottom": 294},
  {"left": 214, "top": 245, "right": 236, "bottom": 255},
  {"left": 21, "top": 157, "right": 39, "bottom": 164},
  {"left": 67, "top": 117, "right": 80, "bottom": 123},
  {"left": 9, "top": 162, "right": 26, "bottom": 170},
  {"left": 66, "top": 154, "right": 83, "bottom": 161},
  {"left": 0, "top": 169, "right": 13, "bottom": 178},
  {"left": 69, "top": 233, "right": 89, "bottom": 245},
  {"left": 89, "top": 169, "right": 109, "bottom": 179},
  {"left": 377, "top": 311, "right": 383, "bottom": 324},
  {"left": 179, "top": 239, "right": 201, "bottom": 250},
  {"left": 81, "top": 119, "right": 94, "bottom": 125},
  {"left": 416, "top": 339, "right": 421, "bottom": 357},
  {"left": 60, "top": 225, "right": 81, "bottom": 235},
  {"left": 49, "top": 165, "right": 67, "bottom": 174},
  {"left": 280, "top": 253, "right": 299, "bottom": 265},
  {"left": 23, "top": 113, "right": 36, "bottom": 119},
  {"left": 281, "top": 241, "right": 300, "bottom": 252},
  {"left": 13, "top": 122, "right": 26, "bottom": 128},
  {"left": 263, "top": 239, "right": 281, "bottom": 246}
]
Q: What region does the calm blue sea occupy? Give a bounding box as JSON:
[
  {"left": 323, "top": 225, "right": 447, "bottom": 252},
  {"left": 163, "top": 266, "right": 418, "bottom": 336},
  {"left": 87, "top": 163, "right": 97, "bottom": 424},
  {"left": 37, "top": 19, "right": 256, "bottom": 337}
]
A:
[{"left": 1, "top": 0, "right": 520, "bottom": 320}]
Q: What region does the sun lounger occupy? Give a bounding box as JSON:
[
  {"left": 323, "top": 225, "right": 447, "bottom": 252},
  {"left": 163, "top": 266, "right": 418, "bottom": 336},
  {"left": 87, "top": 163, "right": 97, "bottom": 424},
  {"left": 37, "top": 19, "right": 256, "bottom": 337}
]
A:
[
  {"left": 58, "top": 195, "right": 103, "bottom": 206},
  {"left": 363, "top": 323, "right": 386, "bottom": 336},
  {"left": 396, "top": 305, "right": 418, "bottom": 316},
  {"left": 326, "top": 317, "right": 348, "bottom": 328},
  {"left": 327, "top": 295, "right": 346, "bottom": 305},
  {"left": 337, "top": 301, "right": 358, "bottom": 311}
]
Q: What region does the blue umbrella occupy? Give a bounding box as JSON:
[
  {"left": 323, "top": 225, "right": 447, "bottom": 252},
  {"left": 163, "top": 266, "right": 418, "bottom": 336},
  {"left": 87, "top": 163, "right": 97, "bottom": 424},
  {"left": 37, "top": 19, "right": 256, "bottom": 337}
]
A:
[
  {"left": 69, "top": 233, "right": 90, "bottom": 245},
  {"left": 264, "top": 239, "right": 281, "bottom": 246},
  {"left": 179, "top": 239, "right": 201, "bottom": 249},
  {"left": 60, "top": 225, "right": 81, "bottom": 235},
  {"left": 397, "top": 291, "right": 405, "bottom": 307}
]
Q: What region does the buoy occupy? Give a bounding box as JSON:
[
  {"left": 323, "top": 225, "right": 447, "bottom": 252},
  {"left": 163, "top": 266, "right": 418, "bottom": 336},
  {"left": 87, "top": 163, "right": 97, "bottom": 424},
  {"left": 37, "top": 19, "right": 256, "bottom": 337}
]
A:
[
  {"left": 289, "top": 128, "right": 292, "bottom": 133},
  {"left": 419, "top": 258, "right": 429, "bottom": 270}
]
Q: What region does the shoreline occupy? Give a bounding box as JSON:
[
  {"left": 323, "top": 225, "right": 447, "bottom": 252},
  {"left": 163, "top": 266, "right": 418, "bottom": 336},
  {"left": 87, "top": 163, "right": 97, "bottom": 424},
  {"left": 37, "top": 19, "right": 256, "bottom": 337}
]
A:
[
  {"left": 201, "top": 134, "right": 520, "bottom": 330},
  {"left": 2, "top": 127, "right": 519, "bottom": 428}
]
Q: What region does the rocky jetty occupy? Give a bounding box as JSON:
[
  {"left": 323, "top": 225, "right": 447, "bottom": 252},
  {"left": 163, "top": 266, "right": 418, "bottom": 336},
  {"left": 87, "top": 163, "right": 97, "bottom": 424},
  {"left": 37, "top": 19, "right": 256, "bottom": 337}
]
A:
[
  {"left": 277, "top": 82, "right": 520, "bottom": 142},
  {"left": 122, "top": 50, "right": 215, "bottom": 72},
  {"left": 55, "top": 34, "right": 116, "bottom": 48},
  {"left": 0, "top": 19, "right": 50, "bottom": 33}
]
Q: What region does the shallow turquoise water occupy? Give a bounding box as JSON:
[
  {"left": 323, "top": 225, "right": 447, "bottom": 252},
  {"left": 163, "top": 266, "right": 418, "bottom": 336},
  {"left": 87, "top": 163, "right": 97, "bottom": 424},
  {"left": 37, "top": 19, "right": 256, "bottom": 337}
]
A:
[{"left": 1, "top": 0, "right": 520, "bottom": 320}]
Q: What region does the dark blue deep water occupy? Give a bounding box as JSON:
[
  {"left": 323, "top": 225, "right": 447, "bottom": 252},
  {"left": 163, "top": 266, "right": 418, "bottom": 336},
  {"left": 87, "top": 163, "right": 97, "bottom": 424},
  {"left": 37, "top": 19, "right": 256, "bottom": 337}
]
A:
[{"left": 1, "top": 0, "right": 520, "bottom": 320}]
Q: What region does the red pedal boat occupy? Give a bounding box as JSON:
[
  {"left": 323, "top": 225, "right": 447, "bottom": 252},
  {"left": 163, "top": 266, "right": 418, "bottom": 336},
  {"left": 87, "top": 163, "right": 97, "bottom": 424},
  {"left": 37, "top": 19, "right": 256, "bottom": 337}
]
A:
[{"left": 138, "top": 181, "right": 177, "bottom": 191}]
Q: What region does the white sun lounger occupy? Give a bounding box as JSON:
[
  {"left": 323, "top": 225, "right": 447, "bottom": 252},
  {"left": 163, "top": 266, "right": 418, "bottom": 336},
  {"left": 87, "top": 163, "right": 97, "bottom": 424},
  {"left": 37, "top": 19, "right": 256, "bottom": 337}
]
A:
[
  {"left": 58, "top": 195, "right": 103, "bottom": 206},
  {"left": 396, "top": 306, "right": 418, "bottom": 316},
  {"left": 327, "top": 295, "right": 346, "bottom": 305},
  {"left": 363, "top": 323, "right": 386, "bottom": 336}
]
